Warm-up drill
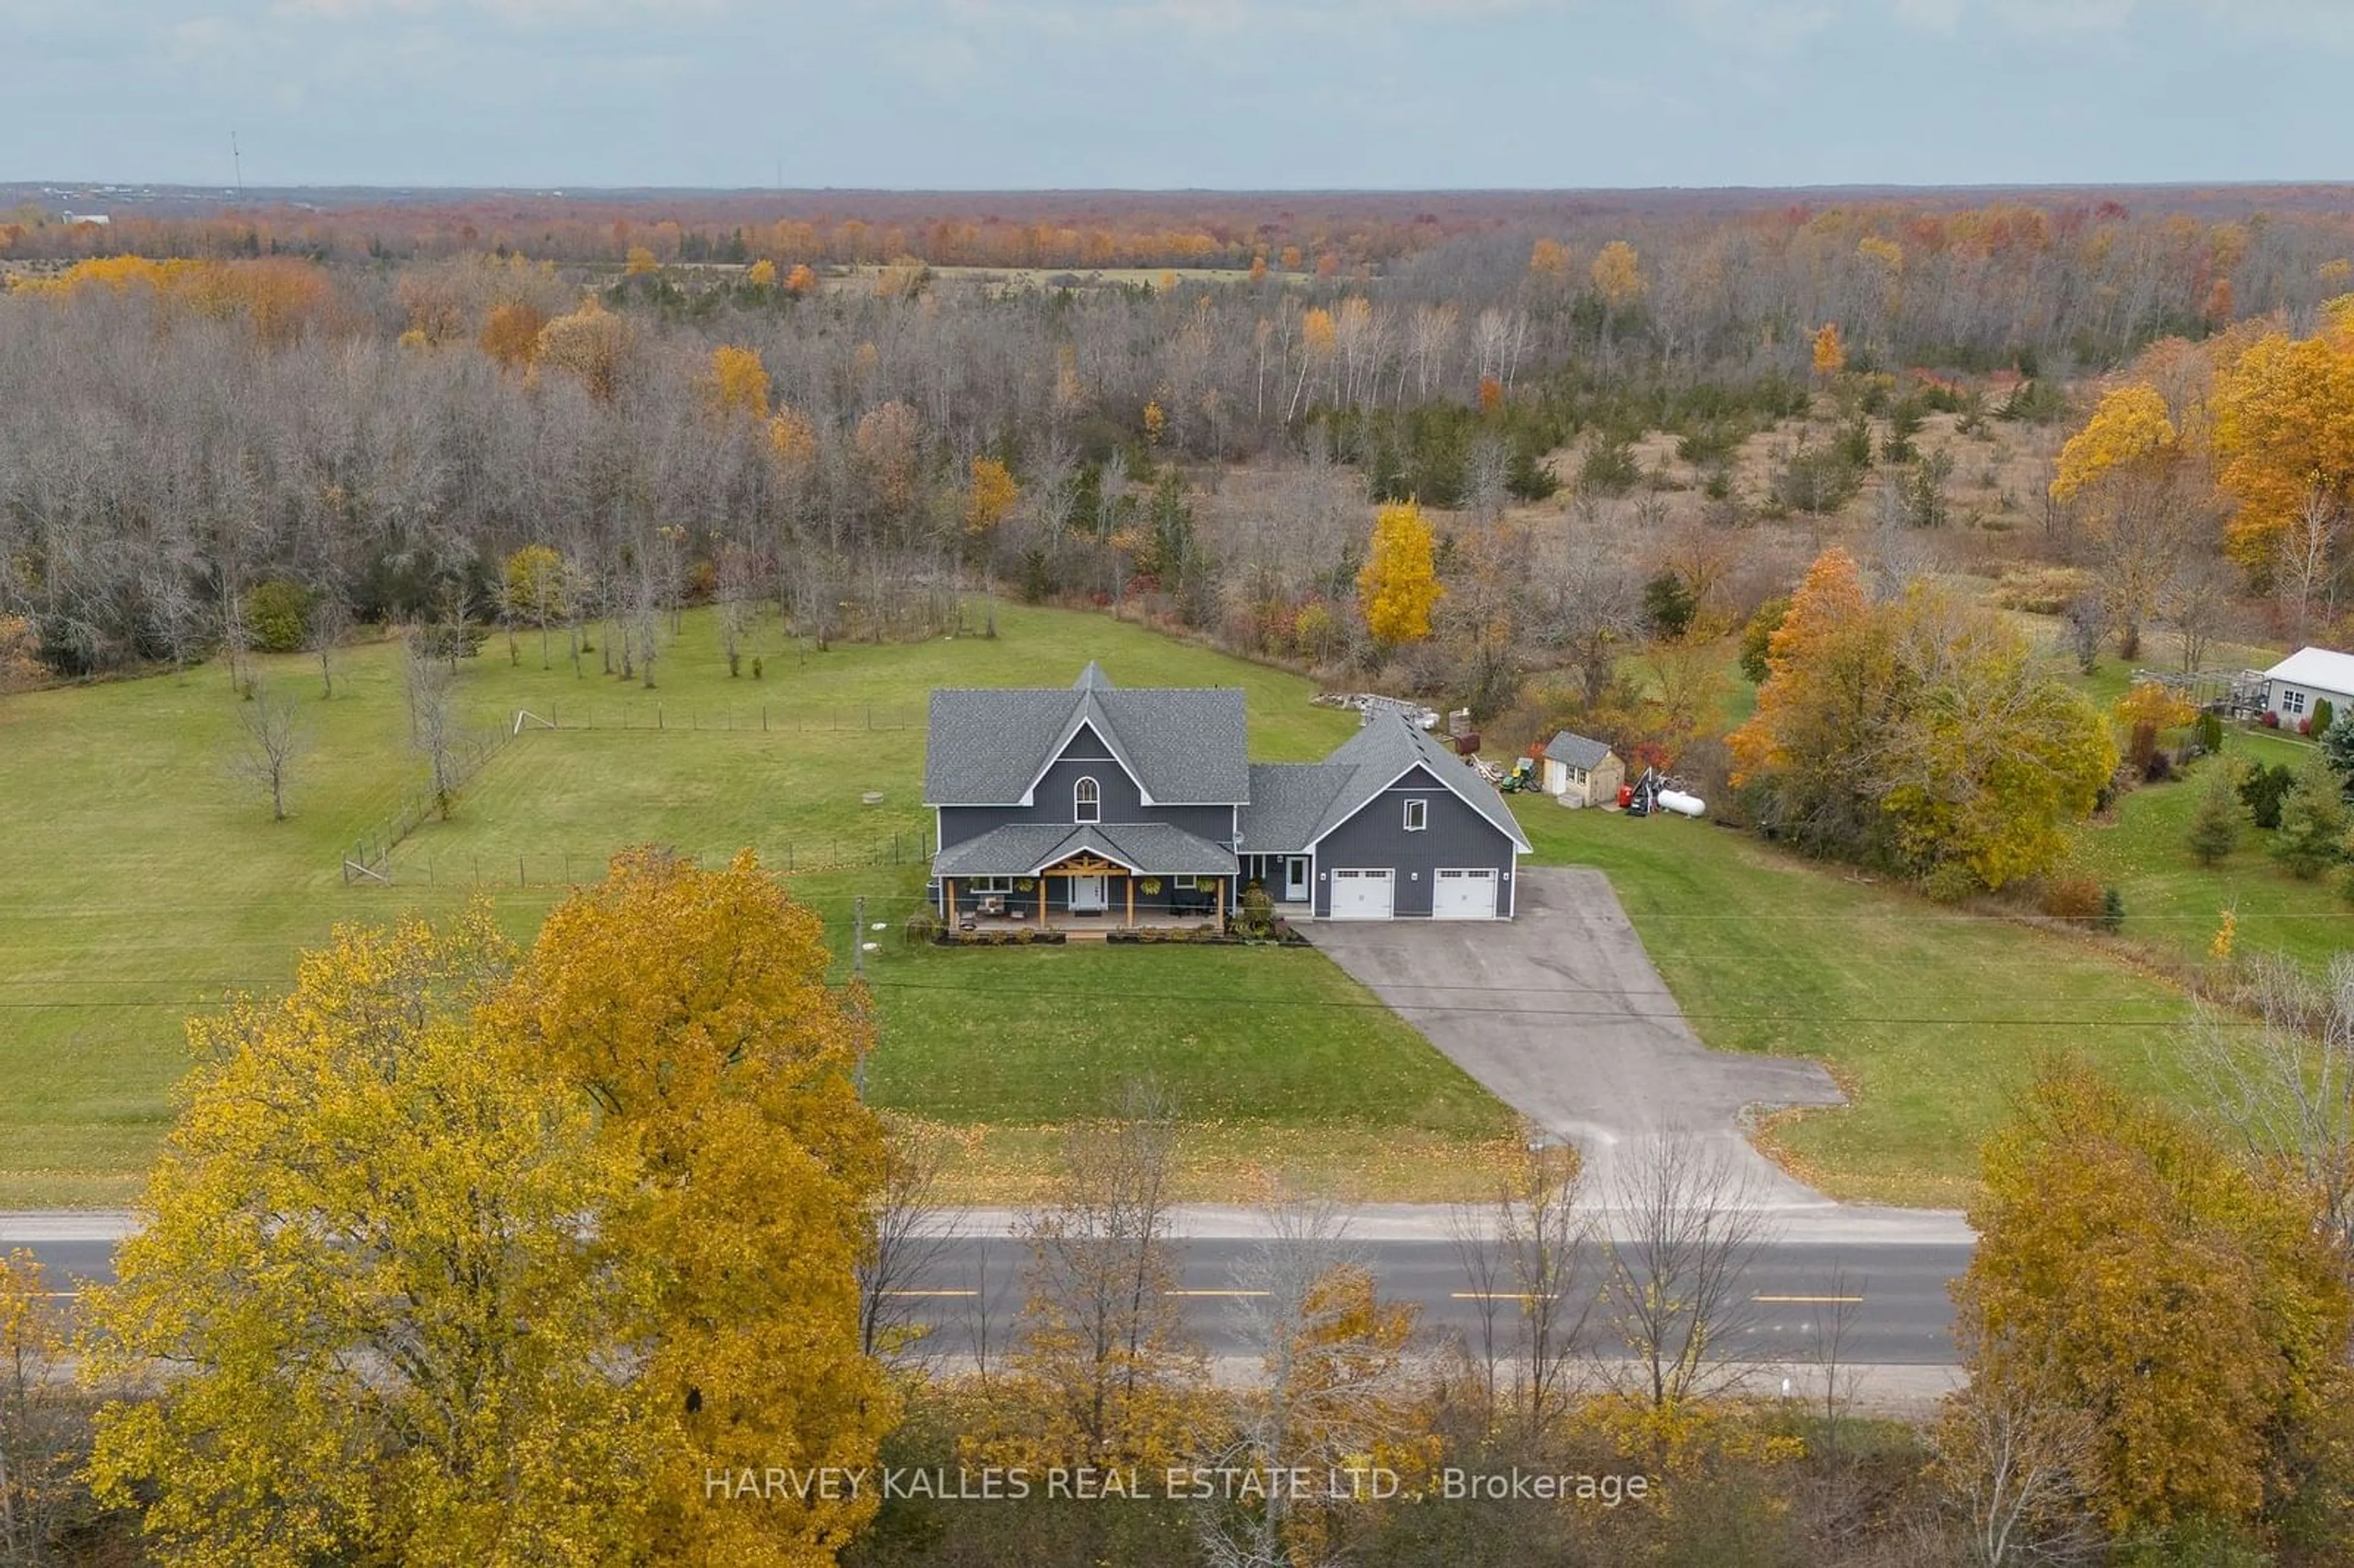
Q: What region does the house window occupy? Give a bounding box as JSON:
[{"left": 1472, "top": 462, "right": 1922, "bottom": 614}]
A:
[
  {"left": 1173, "top": 874, "right": 1197, "bottom": 889},
  {"left": 967, "top": 876, "right": 1013, "bottom": 894},
  {"left": 1075, "top": 776, "right": 1101, "bottom": 823},
  {"left": 1404, "top": 798, "right": 1428, "bottom": 832},
  {"left": 2284, "top": 689, "right": 2307, "bottom": 716}
]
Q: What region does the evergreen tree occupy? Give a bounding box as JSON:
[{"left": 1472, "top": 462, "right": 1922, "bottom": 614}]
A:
[
  {"left": 2187, "top": 765, "right": 2241, "bottom": 867},
  {"left": 2270, "top": 757, "right": 2348, "bottom": 880}
]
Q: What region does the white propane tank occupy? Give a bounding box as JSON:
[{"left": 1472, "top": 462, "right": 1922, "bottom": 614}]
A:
[{"left": 1657, "top": 790, "right": 1705, "bottom": 818}]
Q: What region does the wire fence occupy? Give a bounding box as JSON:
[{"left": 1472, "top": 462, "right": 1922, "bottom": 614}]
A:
[
  {"left": 341, "top": 704, "right": 927, "bottom": 885},
  {"left": 505, "top": 701, "right": 925, "bottom": 734},
  {"left": 371, "top": 831, "right": 939, "bottom": 891},
  {"left": 341, "top": 721, "right": 514, "bottom": 885}
]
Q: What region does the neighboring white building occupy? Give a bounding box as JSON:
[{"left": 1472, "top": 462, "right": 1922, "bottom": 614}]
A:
[{"left": 2262, "top": 647, "right": 2354, "bottom": 728}]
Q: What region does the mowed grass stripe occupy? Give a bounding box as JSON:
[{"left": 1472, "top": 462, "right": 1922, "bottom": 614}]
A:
[{"left": 0, "top": 602, "right": 1512, "bottom": 1206}]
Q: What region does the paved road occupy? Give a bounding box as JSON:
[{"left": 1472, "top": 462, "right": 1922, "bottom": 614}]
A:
[
  {"left": 1306, "top": 866, "right": 1846, "bottom": 1206},
  {"left": 4, "top": 1207, "right": 1971, "bottom": 1372}
]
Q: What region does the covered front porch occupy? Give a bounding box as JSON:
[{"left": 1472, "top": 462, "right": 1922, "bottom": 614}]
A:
[{"left": 943, "top": 853, "right": 1232, "bottom": 933}]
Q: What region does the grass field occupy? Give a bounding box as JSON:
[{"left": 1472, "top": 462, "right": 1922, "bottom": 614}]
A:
[
  {"left": 1512, "top": 801, "right": 2214, "bottom": 1208},
  {"left": 2064, "top": 731, "right": 2352, "bottom": 980},
  {"left": 0, "top": 603, "right": 1518, "bottom": 1206},
  {"left": 3, "top": 596, "right": 2321, "bottom": 1211}
]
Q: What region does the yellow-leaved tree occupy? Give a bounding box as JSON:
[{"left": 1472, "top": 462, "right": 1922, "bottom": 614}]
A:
[
  {"left": 1590, "top": 240, "right": 1645, "bottom": 309},
  {"left": 84, "top": 907, "right": 652, "bottom": 1568},
  {"left": 2211, "top": 320, "right": 2354, "bottom": 577},
  {"left": 2049, "top": 382, "right": 2178, "bottom": 503},
  {"left": 965, "top": 455, "right": 1020, "bottom": 535},
  {"left": 1731, "top": 549, "right": 2113, "bottom": 891},
  {"left": 1357, "top": 501, "right": 1442, "bottom": 646},
  {"left": 487, "top": 849, "right": 893, "bottom": 1567},
  {"left": 502, "top": 542, "right": 571, "bottom": 668},
  {"left": 1952, "top": 1061, "right": 2353, "bottom": 1536},
  {"left": 707, "top": 344, "right": 771, "bottom": 420},
  {"left": 1810, "top": 322, "right": 1846, "bottom": 379}
]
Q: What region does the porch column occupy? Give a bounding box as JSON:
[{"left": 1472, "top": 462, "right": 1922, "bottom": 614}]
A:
[
  {"left": 1039, "top": 877, "right": 1049, "bottom": 927},
  {"left": 943, "top": 877, "right": 955, "bottom": 921},
  {"left": 1125, "top": 874, "right": 1135, "bottom": 927}
]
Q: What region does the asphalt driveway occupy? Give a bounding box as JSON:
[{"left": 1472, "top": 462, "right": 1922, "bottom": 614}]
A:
[{"left": 1306, "top": 866, "right": 1846, "bottom": 1208}]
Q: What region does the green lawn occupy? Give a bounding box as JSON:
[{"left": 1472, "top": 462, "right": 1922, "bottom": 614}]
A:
[
  {"left": 2065, "top": 731, "right": 2351, "bottom": 980},
  {"left": 1512, "top": 800, "right": 2214, "bottom": 1207},
  {"left": 0, "top": 603, "right": 1517, "bottom": 1206}
]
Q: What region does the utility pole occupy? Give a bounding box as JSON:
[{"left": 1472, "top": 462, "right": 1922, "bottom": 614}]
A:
[
  {"left": 851, "top": 894, "right": 868, "bottom": 1097},
  {"left": 230, "top": 131, "right": 243, "bottom": 196}
]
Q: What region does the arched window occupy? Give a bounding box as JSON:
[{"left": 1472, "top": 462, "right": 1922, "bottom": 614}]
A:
[{"left": 1075, "top": 776, "right": 1101, "bottom": 823}]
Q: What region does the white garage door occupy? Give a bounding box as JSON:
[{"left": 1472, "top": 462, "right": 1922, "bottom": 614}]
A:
[
  {"left": 1328, "top": 868, "right": 1394, "bottom": 919},
  {"left": 1431, "top": 868, "right": 1498, "bottom": 919}
]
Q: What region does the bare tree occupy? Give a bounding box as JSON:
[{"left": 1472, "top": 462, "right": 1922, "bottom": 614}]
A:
[
  {"left": 1194, "top": 1199, "right": 1420, "bottom": 1568},
  {"left": 226, "top": 682, "right": 309, "bottom": 821},
  {"left": 1540, "top": 511, "right": 1644, "bottom": 707},
  {"left": 1598, "top": 1136, "right": 1777, "bottom": 1411},
  {"left": 401, "top": 635, "right": 459, "bottom": 820},
  {"left": 1935, "top": 1346, "right": 2103, "bottom": 1568},
  {"left": 856, "top": 1124, "right": 961, "bottom": 1360},
  {"left": 1447, "top": 1128, "right": 1593, "bottom": 1439},
  {"left": 2191, "top": 954, "right": 2354, "bottom": 1266},
  {"left": 2162, "top": 558, "right": 2233, "bottom": 673},
  {"left": 714, "top": 538, "right": 758, "bottom": 679},
  {"left": 305, "top": 586, "right": 353, "bottom": 699},
  {"left": 1010, "top": 1081, "right": 1202, "bottom": 1463},
  {"left": 2276, "top": 487, "right": 2341, "bottom": 645}
]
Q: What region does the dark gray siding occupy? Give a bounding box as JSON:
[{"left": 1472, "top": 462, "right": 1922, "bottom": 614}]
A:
[
  {"left": 936, "top": 726, "right": 1236, "bottom": 851},
  {"left": 1310, "top": 764, "right": 1517, "bottom": 918}
]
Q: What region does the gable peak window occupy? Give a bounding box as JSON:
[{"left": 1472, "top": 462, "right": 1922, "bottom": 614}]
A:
[
  {"left": 1404, "top": 797, "right": 1428, "bottom": 832},
  {"left": 1075, "top": 776, "right": 1101, "bottom": 823}
]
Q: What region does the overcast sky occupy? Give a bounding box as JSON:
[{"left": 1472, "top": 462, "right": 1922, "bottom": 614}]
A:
[{"left": 4, "top": 0, "right": 2345, "bottom": 189}]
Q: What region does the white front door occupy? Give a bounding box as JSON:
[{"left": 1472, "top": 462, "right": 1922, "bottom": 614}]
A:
[
  {"left": 1068, "top": 875, "right": 1108, "bottom": 913},
  {"left": 1431, "top": 867, "right": 1498, "bottom": 919},
  {"left": 1328, "top": 868, "right": 1393, "bottom": 919},
  {"left": 1284, "top": 856, "right": 1309, "bottom": 901}
]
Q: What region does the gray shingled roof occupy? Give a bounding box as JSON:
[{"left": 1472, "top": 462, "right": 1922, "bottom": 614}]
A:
[
  {"left": 924, "top": 669, "right": 1249, "bottom": 805},
  {"left": 1239, "top": 763, "right": 1352, "bottom": 853},
  {"left": 1544, "top": 731, "right": 1615, "bottom": 770},
  {"left": 1304, "top": 712, "right": 1533, "bottom": 851},
  {"left": 934, "top": 821, "right": 1238, "bottom": 878}
]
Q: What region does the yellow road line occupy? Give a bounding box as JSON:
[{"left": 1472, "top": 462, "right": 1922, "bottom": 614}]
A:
[{"left": 1451, "top": 1291, "right": 1542, "bottom": 1302}]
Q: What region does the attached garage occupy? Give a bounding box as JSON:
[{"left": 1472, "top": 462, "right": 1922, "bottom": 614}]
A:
[
  {"left": 1431, "top": 867, "right": 1499, "bottom": 919},
  {"left": 1328, "top": 868, "right": 1395, "bottom": 919}
]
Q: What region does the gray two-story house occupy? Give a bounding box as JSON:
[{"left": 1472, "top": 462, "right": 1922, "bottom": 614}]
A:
[{"left": 926, "top": 663, "right": 1530, "bottom": 926}]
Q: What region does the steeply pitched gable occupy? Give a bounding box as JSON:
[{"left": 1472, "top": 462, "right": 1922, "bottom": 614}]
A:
[{"left": 924, "top": 667, "right": 1249, "bottom": 806}]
